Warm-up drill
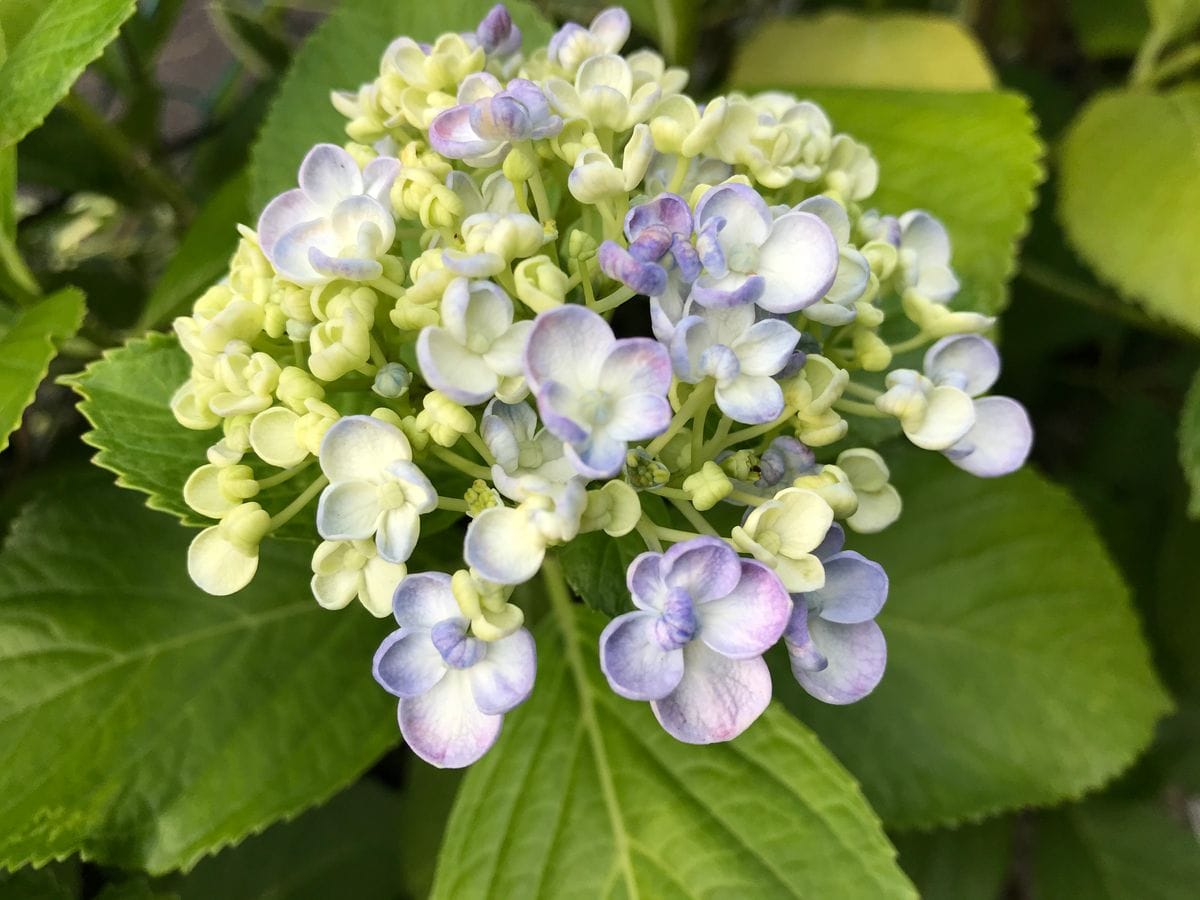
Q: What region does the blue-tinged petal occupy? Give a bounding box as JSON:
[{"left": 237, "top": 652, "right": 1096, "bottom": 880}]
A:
[
  {"left": 316, "top": 480, "right": 382, "bottom": 541},
  {"left": 524, "top": 304, "right": 613, "bottom": 393},
  {"left": 661, "top": 536, "right": 741, "bottom": 604},
  {"left": 399, "top": 670, "right": 503, "bottom": 768},
  {"left": 600, "top": 611, "right": 685, "bottom": 700},
  {"left": 691, "top": 271, "right": 764, "bottom": 307},
  {"left": 808, "top": 551, "right": 887, "bottom": 624},
  {"left": 393, "top": 571, "right": 459, "bottom": 627},
  {"left": 376, "top": 504, "right": 420, "bottom": 564},
  {"left": 755, "top": 212, "right": 839, "bottom": 313},
  {"left": 469, "top": 628, "right": 537, "bottom": 714},
  {"left": 373, "top": 626, "right": 447, "bottom": 698},
  {"left": 428, "top": 105, "right": 497, "bottom": 160},
  {"left": 298, "top": 143, "right": 363, "bottom": 209},
  {"left": 319, "top": 415, "right": 411, "bottom": 482},
  {"left": 716, "top": 374, "right": 785, "bottom": 425},
  {"left": 627, "top": 551, "right": 667, "bottom": 611},
  {"left": 733, "top": 318, "right": 800, "bottom": 378},
  {"left": 790, "top": 617, "right": 886, "bottom": 705},
  {"left": 564, "top": 432, "right": 626, "bottom": 479},
  {"left": 599, "top": 337, "right": 672, "bottom": 398},
  {"left": 608, "top": 392, "right": 672, "bottom": 442},
  {"left": 924, "top": 334, "right": 1001, "bottom": 396},
  {"left": 652, "top": 643, "right": 772, "bottom": 744},
  {"left": 257, "top": 189, "right": 320, "bottom": 257},
  {"left": 945, "top": 395, "right": 1032, "bottom": 478},
  {"left": 696, "top": 559, "right": 791, "bottom": 658}
]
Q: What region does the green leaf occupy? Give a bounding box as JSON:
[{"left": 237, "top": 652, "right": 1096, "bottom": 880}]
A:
[
  {"left": 1069, "top": 0, "right": 1149, "bottom": 57},
  {"left": 0, "top": 286, "right": 85, "bottom": 451},
  {"left": 775, "top": 451, "right": 1172, "bottom": 829},
  {"left": 137, "top": 172, "right": 251, "bottom": 331},
  {"left": 175, "top": 780, "right": 402, "bottom": 900},
  {"left": 731, "top": 12, "right": 996, "bottom": 92},
  {"left": 433, "top": 577, "right": 916, "bottom": 899},
  {"left": 893, "top": 818, "right": 1013, "bottom": 900},
  {"left": 622, "top": 0, "right": 698, "bottom": 64},
  {"left": 395, "top": 767, "right": 462, "bottom": 899},
  {"left": 0, "top": 469, "right": 396, "bottom": 873},
  {"left": 1147, "top": 0, "right": 1200, "bottom": 42},
  {"left": 557, "top": 529, "right": 644, "bottom": 616},
  {"left": 1180, "top": 368, "right": 1200, "bottom": 518},
  {"left": 744, "top": 87, "right": 1042, "bottom": 316},
  {"left": 0, "top": 0, "right": 137, "bottom": 149},
  {"left": 1060, "top": 87, "right": 1200, "bottom": 335},
  {"left": 0, "top": 860, "right": 80, "bottom": 899},
  {"left": 250, "top": 0, "right": 553, "bottom": 212},
  {"left": 1033, "top": 797, "right": 1200, "bottom": 898},
  {"left": 69, "top": 333, "right": 320, "bottom": 541}
]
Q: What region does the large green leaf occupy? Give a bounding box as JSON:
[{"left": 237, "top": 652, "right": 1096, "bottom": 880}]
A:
[
  {"left": 557, "top": 529, "right": 643, "bottom": 617},
  {"left": 1059, "top": 86, "right": 1200, "bottom": 335},
  {"left": 741, "top": 87, "right": 1042, "bottom": 316},
  {"left": 622, "top": 0, "right": 698, "bottom": 64},
  {"left": 730, "top": 12, "right": 995, "bottom": 92},
  {"left": 0, "top": 286, "right": 85, "bottom": 451},
  {"left": 1033, "top": 796, "right": 1200, "bottom": 898},
  {"left": 0, "top": 0, "right": 136, "bottom": 149},
  {"left": 893, "top": 818, "right": 1012, "bottom": 900},
  {"left": 1180, "top": 367, "right": 1200, "bottom": 518},
  {"left": 250, "top": 0, "right": 553, "bottom": 212},
  {"left": 776, "top": 451, "right": 1172, "bottom": 829},
  {"left": 0, "top": 469, "right": 396, "bottom": 873},
  {"left": 1069, "top": 0, "right": 1149, "bottom": 57},
  {"left": 433, "top": 576, "right": 915, "bottom": 899},
  {"left": 138, "top": 171, "right": 251, "bottom": 331}
]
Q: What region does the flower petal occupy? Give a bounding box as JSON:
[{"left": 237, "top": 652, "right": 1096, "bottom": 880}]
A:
[
  {"left": 376, "top": 504, "right": 421, "bottom": 564},
  {"left": 716, "top": 374, "right": 784, "bottom": 424},
  {"left": 465, "top": 506, "right": 546, "bottom": 585},
  {"left": 808, "top": 551, "right": 887, "bottom": 624},
  {"left": 373, "top": 627, "right": 447, "bottom": 698},
  {"left": 661, "top": 536, "right": 742, "bottom": 604},
  {"left": 298, "top": 143, "right": 363, "bottom": 209},
  {"left": 417, "top": 326, "right": 498, "bottom": 405},
  {"left": 627, "top": 551, "right": 667, "bottom": 612},
  {"left": 187, "top": 527, "right": 258, "bottom": 596},
  {"left": 904, "top": 384, "right": 975, "bottom": 451},
  {"left": 696, "top": 559, "right": 791, "bottom": 658},
  {"left": 257, "top": 189, "right": 320, "bottom": 256},
  {"left": 399, "top": 669, "right": 503, "bottom": 768},
  {"left": 249, "top": 407, "right": 308, "bottom": 468},
  {"left": 600, "top": 611, "right": 685, "bottom": 700},
  {"left": 608, "top": 392, "right": 671, "bottom": 441},
  {"left": 924, "top": 334, "right": 1000, "bottom": 396},
  {"left": 360, "top": 556, "right": 407, "bottom": 617},
  {"left": 756, "top": 212, "right": 839, "bottom": 313},
  {"left": 524, "top": 304, "right": 614, "bottom": 394},
  {"left": 316, "top": 480, "right": 381, "bottom": 541},
  {"left": 732, "top": 318, "right": 800, "bottom": 377},
  {"left": 695, "top": 182, "right": 771, "bottom": 248},
  {"left": 652, "top": 643, "right": 772, "bottom": 744},
  {"left": 790, "top": 617, "right": 886, "bottom": 705},
  {"left": 945, "top": 395, "right": 1033, "bottom": 478},
  {"left": 393, "top": 571, "right": 459, "bottom": 627},
  {"left": 311, "top": 568, "right": 359, "bottom": 611},
  {"left": 846, "top": 485, "right": 902, "bottom": 534},
  {"left": 599, "top": 337, "right": 673, "bottom": 398},
  {"left": 469, "top": 628, "right": 537, "bottom": 714},
  {"left": 564, "top": 432, "right": 626, "bottom": 479},
  {"left": 319, "top": 415, "right": 411, "bottom": 482}
]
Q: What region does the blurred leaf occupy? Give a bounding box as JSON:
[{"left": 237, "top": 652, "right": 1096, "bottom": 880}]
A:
[
  {"left": 623, "top": 0, "right": 698, "bottom": 63},
  {"left": 1181, "top": 368, "right": 1200, "bottom": 517},
  {"left": 1147, "top": 0, "right": 1200, "bottom": 42},
  {"left": 138, "top": 172, "right": 250, "bottom": 331},
  {"left": 251, "top": 0, "right": 554, "bottom": 211},
  {"left": 1069, "top": 0, "right": 1149, "bottom": 57},
  {"left": 0, "top": 469, "right": 396, "bottom": 873},
  {"left": 0, "top": 860, "right": 81, "bottom": 899},
  {"left": 69, "top": 333, "right": 321, "bottom": 541},
  {"left": 765, "top": 88, "right": 1042, "bottom": 315},
  {"left": 433, "top": 599, "right": 915, "bottom": 899},
  {"left": 1033, "top": 796, "right": 1200, "bottom": 898},
  {"left": 0, "top": 0, "right": 137, "bottom": 149},
  {"left": 893, "top": 818, "right": 1012, "bottom": 900},
  {"left": 1060, "top": 87, "right": 1200, "bottom": 335},
  {"left": 396, "top": 767, "right": 462, "bottom": 899},
  {"left": 731, "top": 12, "right": 995, "bottom": 91},
  {"left": 776, "top": 450, "right": 1172, "bottom": 829},
  {"left": 209, "top": 1, "right": 291, "bottom": 78},
  {"left": 0, "top": 287, "right": 85, "bottom": 452},
  {"left": 0, "top": 145, "right": 40, "bottom": 302},
  {"left": 175, "top": 780, "right": 401, "bottom": 900},
  {"left": 557, "top": 529, "right": 643, "bottom": 616}
]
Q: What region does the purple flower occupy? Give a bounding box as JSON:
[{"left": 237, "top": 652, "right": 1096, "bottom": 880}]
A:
[
  {"left": 429, "top": 75, "right": 562, "bottom": 167},
  {"left": 524, "top": 305, "right": 671, "bottom": 478},
  {"left": 475, "top": 4, "right": 521, "bottom": 56},
  {"left": 599, "top": 537, "right": 792, "bottom": 744},
  {"left": 598, "top": 193, "right": 700, "bottom": 298},
  {"left": 691, "top": 182, "right": 838, "bottom": 313},
  {"left": 924, "top": 335, "right": 1033, "bottom": 477},
  {"left": 547, "top": 7, "right": 630, "bottom": 73},
  {"left": 784, "top": 525, "right": 887, "bottom": 705},
  {"left": 373, "top": 572, "right": 536, "bottom": 768}
]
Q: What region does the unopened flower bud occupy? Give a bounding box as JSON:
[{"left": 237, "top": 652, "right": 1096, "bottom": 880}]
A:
[
  {"left": 682, "top": 461, "right": 732, "bottom": 511},
  {"left": 580, "top": 480, "right": 641, "bottom": 535},
  {"left": 514, "top": 255, "right": 568, "bottom": 312},
  {"left": 373, "top": 362, "right": 413, "bottom": 399},
  {"left": 465, "top": 479, "right": 502, "bottom": 516},
  {"left": 624, "top": 447, "right": 670, "bottom": 489},
  {"left": 416, "top": 390, "right": 476, "bottom": 447}
]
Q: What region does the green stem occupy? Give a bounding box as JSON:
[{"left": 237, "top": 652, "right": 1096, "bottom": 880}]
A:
[
  {"left": 649, "top": 485, "right": 690, "bottom": 501},
  {"left": 665, "top": 154, "right": 690, "bottom": 194},
  {"left": 369, "top": 336, "right": 388, "bottom": 368},
  {"left": 463, "top": 431, "right": 496, "bottom": 466},
  {"left": 843, "top": 381, "right": 882, "bottom": 401},
  {"left": 437, "top": 496, "right": 469, "bottom": 512},
  {"left": 668, "top": 497, "right": 718, "bottom": 536},
  {"left": 705, "top": 409, "right": 794, "bottom": 457},
  {"left": 646, "top": 381, "right": 714, "bottom": 456},
  {"left": 0, "top": 233, "right": 41, "bottom": 302},
  {"left": 370, "top": 276, "right": 406, "bottom": 299},
  {"left": 591, "top": 284, "right": 636, "bottom": 315},
  {"left": 257, "top": 459, "right": 314, "bottom": 490},
  {"left": 634, "top": 514, "right": 663, "bottom": 552},
  {"left": 267, "top": 474, "right": 328, "bottom": 532},
  {"left": 833, "top": 398, "right": 886, "bottom": 418},
  {"left": 653, "top": 524, "right": 708, "bottom": 545},
  {"left": 1131, "top": 26, "right": 1170, "bottom": 87},
  {"left": 430, "top": 445, "right": 493, "bottom": 480},
  {"left": 728, "top": 489, "right": 767, "bottom": 507},
  {"left": 888, "top": 332, "right": 932, "bottom": 356}
]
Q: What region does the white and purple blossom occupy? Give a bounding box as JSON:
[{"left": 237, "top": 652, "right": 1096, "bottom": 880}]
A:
[
  {"left": 524, "top": 304, "right": 671, "bottom": 478},
  {"left": 671, "top": 302, "right": 800, "bottom": 424},
  {"left": 473, "top": 4, "right": 522, "bottom": 57},
  {"left": 599, "top": 536, "right": 791, "bottom": 743},
  {"left": 896, "top": 210, "right": 959, "bottom": 302},
  {"left": 465, "top": 477, "right": 586, "bottom": 584},
  {"left": 597, "top": 192, "right": 700, "bottom": 299},
  {"left": 690, "top": 182, "right": 838, "bottom": 313},
  {"left": 316, "top": 416, "right": 437, "bottom": 563},
  {"left": 416, "top": 277, "right": 532, "bottom": 405},
  {"left": 784, "top": 524, "right": 888, "bottom": 704},
  {"left": 481, "top": 399, "right": 577, "bottom": 499},
  {"left": 373, "top": 572, "right": 536, "bottom": 767},
  {"left": 429, "top": 75, "right": 562, "bottom": 167},
  {"left": 547, "top": 7, "right": 630, "bottom": 74},
  {"left": 257, "top": 144, "right": 399, "bottom": 286},
  {"left": 795, "top": 195, "right": 871, "bottom": 325}
]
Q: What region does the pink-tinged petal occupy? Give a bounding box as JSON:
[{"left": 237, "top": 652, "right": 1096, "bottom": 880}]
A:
[
  {"left": 257, "top": 189, "right": 320, "bottom": 255},
  {"left": 608, "top": 392, "right": 671, "bottom": 441},
  {"left": 429, "top": 105, "right": 498, "bottom": 160},
  {"left": 924, "top": 334, "right": 1001, "bottom": 396},
  {"left": 694, "top": 182, "right": 771, "bottom": 247},
  {"left": 945, "top": 395, "right": 1032, "bottom": 478},
  {"left": 696, "top": 559, "right": 791, "bottom": 658},
  {"left": 373, "top": 627, "right": 447, "bottom": 697},
  {"left": 600, "top": 612, "right": 685, "bottom": 700},
  {"left": 756, "top": 212, "right": 839, "bottom": 313},
  {"left": 393, "top": 571, "right": 459, "bottom": 627},
  {"left": 627, "top": 551, "right": 667, "bottom": 611},
  {"left": 524, "top": 305, "right": 614, "bottom": 393},
  {"left": 270, "top": 220, "right": 329, "bottom": 285},
  {"left": 319, "top": 415, "right": 411, "bottom": 482},
  {"left": 564, "top": 432, "right": 626, "bottom": 479},
  {"left": 417, "top": 326, "right": 498, "bottom": 405},
  {"left": 652, "top": 643, "right": 772, "bottom": 744},
  {"left": 716, "top": 374, "right": 785, "bottom": 425},
  {"left": 399, "top": 670, "right": 503, "bottom": 768},
  {"left": 535, "top": 380, "right": 590, "bottom": 444},
  {"left": 376, "top": 505, "right": 420, "bottom": 564},
  {"left": 599, "top": 337, "right": 672, "bottom": 398},
  {"left": 316, "top": 481, "right": 381, "bottom": 540},
  {"left": 733, "top": 318, "right": 800, "bottom": 378},
  {"left": 807, "top": 551, "right": 887, "bottom": 624},
  {"left": 469, "top": 628, "right": 537, "bottom": 714},
  {"left": 790, "top": 617, "right": 886, "bottom": 705},
  {"left": 661, "top": 536, "right": 741, "bottom": 604},
  {"left": 299, "top": 143, "right": 363, "bottom": 209},
  {"left": 465, "top": 506, "right": 546, "bottom": 585}
]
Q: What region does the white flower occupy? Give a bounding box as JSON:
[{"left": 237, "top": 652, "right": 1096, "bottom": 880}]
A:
[
  {"left": 795, "top": 196, "right": 872, "bottom": 325},
  {"left": 836, "top": 449, "right": 902, "bottom": 533},
  {"left": 545, "top": 53, "right": 660, "bottom": 132},
  {"left": 481, "top": 399, "right": 577, "bottom": 500},
  {"left": 731, "top": 488, "right": 834, "bottom": 593},
  {"left": 416, "top": 278, "right": 532, "bottom": 405},
  {"left": 547, "top": 7, "right": 631, "bottom": 75},
  {"left": 465, "top": 478, "right": 586, "bottom": 585},
  {"left": 257, "top": 143, "right": 399, "bottom": 287},
  {"left": 187, "top": 502, "right": 272, "bottom": 596},
  {"left": 896, "top": 210, "right": 960, "bottom": 303},
  {"left": 311, "top": 539, "right": 408, "bottom": 617},
  {"left": 316, "top": 415, "right": 437, "bottom": 563},
  {"left": 824, "top": 134, "right": 878, "bottom": 202}
]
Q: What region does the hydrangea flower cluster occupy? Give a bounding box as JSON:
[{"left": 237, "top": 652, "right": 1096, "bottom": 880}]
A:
[{"left": 170, "top": 5, "right": 1032, "bottom": 767}]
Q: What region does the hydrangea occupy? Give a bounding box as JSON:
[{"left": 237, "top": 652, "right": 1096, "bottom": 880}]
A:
[{"left": 169, "top": 3, "right": 1035, "bottom": 769}]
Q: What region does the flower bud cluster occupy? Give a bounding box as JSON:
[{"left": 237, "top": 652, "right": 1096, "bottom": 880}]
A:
[{"left": 168, "top": 5, "right": 1032, "bottom": 767}]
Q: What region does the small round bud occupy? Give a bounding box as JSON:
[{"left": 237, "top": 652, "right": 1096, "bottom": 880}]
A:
[
  {"left": 373, "top": 362, "right": 413, "bottom": 399},
  {"left": 624, "top": 447, "right": 671, "bottom": 490},
  {"left": 682, "top": 461, "right": 732, "bottom": 511},
  {"left": 514, "top": 255, "right": 569, "bottom": 312}
]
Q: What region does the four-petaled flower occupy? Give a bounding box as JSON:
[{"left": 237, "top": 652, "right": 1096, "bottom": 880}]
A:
[
  {"left": 373, "top": 572, "right": 536, "bottom": 767},
  {"left": 599, "top": 537, "right": 792, "bottom": 743},
  {"left": 731, "top": 487, "right": 834, "bottom": 592},
  {"left": 598, "top": 192, "right": 700, "bottom": 310},
  {"left": 429, "top": 75, "right": 563, "bottom": 166}
]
